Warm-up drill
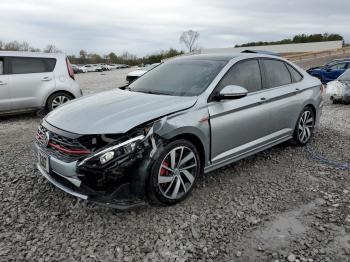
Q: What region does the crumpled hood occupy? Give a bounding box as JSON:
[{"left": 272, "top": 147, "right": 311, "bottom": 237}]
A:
[{"left": 45, "top": 89, "right": 197, "bottom": 135}]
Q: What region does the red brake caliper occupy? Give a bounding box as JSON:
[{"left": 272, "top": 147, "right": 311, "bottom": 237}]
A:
[
  {"left": 160, "top": 161, "right": 171, "bottom": 187},
  {"left": 160, "top": 161, "right": 169, "bottom": 177}
]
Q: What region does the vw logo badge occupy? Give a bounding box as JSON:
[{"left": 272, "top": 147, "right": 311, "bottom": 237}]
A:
[{"left": 43, "top": 131, "right": 51, "bottom": 147}]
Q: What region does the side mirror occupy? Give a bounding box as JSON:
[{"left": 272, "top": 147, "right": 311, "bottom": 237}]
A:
[{"left": 214, "top": 85, "right": 248, "bottom": 101}]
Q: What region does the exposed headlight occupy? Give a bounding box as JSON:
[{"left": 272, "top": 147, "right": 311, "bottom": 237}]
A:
[
  {"left": 78, "top": 135, "right": 144, "bottom": 167},
  {"left": 99, "top": 140, "right": 138, "bottom": 164},
  {"left": 99, "top": 151, "right": 115, "bottom": 164}
]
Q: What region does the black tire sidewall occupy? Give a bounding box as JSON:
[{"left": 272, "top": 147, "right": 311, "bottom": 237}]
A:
[
  {"left": 147, "top": 139, "right": 201, "bottom": 206},
  {"left": 293, "top": 106, "right": 315, "bottom": 146}
]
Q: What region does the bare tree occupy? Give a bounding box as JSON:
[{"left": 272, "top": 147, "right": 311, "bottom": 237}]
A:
[
  {"left": 179, "top": 30, "right": 199, "bottom": 53},
  {"left": 4, "top": 41, "right": 20, "bottom": 51},
  {"left": 19, "top": 41, "right": 31, "bottom": 51},
  {"left": 44, "top": 44, "right": 61, "bottom": 53},
  {"left": 0, "top": 40, "right": 3, "bottom": 50}
]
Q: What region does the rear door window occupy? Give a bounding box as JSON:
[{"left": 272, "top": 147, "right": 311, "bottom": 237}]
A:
[
  {"left": 217, "top": 59, "right": 262, "bottom": 93},
  {"left": 10, "top": 57, "right": 56, "bottom": 74},
  {"left": 262, "top": 59, "right": 292, "bottom": 88},
  {"left": 285, "top": 63, "right": 303, "bottom": 82}
]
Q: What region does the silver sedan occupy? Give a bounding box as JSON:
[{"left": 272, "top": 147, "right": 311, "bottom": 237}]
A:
[{"left": 34, "top": 53, "right": 323, "bottom": 208}]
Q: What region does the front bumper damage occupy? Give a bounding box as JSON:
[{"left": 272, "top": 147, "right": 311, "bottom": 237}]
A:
[{"left": 34, "top": 121, "right": 161, "bottom": 209}]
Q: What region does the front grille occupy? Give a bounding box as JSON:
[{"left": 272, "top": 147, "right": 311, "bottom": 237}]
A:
[{"left": 36, "top": 125, "right": 91, "bottom": 161}]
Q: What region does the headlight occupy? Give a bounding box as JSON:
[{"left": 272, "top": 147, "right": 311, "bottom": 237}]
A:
[
  {"left": 99, "top": 151, "right": 115, "bottom": 164},
  {"left": 78, "top": 135, "right": 145, "bottom": 167}
]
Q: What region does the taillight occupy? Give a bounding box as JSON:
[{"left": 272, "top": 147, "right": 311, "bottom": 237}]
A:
[{"left": 66, "top": 58, "right": 75, "bottom": 80}]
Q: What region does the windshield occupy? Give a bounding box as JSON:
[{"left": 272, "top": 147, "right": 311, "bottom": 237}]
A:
[
  {"left": 129, "top": 59, "right": 227, "bottom": 96},
  {"left": 338, "top": 69, "right": 350, "bottom": 81}
]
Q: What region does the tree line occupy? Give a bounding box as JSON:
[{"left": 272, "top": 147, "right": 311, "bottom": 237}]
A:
[
  {"left": 0, "top": 40, "right": 61, "bottom": 53},
  {"left": 235, "top": 33, "right": 344, "bottom": 47},
  {"left": 68, "top": 48, "right": 184, "bottom": 66},
  {"left": 0, "top": 39, "right": 184, "bottom": 65}
]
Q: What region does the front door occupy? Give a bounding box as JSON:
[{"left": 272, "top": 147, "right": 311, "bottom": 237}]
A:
[{"left": 208, "top": 59, "right": 271, "bottom": 164}]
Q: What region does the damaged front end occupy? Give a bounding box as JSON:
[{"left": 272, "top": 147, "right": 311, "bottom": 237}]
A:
[{"left": 35, "top": 120, "right": 163, "bottom": 209}]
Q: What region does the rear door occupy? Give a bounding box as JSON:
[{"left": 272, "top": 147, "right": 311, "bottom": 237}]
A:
[
  {"left": 259, "top": 59, "right": 304, "bottom": 135},
  {"left": 0, "top": 57, "right": 11, "bottom": 111},
  {"left": 7, "top": 57, "right": 56, "bottom": 110}
]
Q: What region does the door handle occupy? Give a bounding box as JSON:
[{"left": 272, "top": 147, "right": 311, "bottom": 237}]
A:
[
  {"left": 41, "top": 77, "right": 52, "bottom": 81},
  {"left": 259, "top": 97, "right": 268, "bottom": 104},
  {"left": 294, "top": 88, "right": 301, "bottom": 94},
  {"left": 0, "top": 81, "right": 6, "bottom": 85}
]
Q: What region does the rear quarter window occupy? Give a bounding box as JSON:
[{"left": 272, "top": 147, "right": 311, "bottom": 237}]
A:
[
  {"left": 10, "top": 57, "right": 56, "bottom": 74},
  {"left": 285, "top": 63, "right": 303, "bottom": 82}
]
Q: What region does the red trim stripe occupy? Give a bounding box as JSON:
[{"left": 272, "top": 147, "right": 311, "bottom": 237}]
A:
[{"left": 48, "top": 142, "right": 91, "bottom": 155}]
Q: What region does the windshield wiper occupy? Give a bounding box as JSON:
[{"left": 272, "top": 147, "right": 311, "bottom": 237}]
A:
[{"left": 136, "top": 90, "right": 172, "bottom": 96}]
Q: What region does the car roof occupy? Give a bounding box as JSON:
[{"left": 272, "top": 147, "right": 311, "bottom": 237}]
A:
[
  {"left": 327, "top": 58, "right": 350, "bottom": 64},
  {"left": 0, "top": 51, "right": 65, "bottom": 58},
  {"left": 171, "top": 53, "right": 283, "bottom": 62}
]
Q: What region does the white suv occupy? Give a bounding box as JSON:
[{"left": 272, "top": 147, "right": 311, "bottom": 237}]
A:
[{"left": 0, "top": 51, "right": 82, "bottom": 115}]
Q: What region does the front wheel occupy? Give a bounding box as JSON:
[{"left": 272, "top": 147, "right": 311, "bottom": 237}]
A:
[
  {"left": 147, "top": 139, "right": 201, "bottom": 206},
  {"left": 293, "top": 106, "right": 315, "bottom": 146}
]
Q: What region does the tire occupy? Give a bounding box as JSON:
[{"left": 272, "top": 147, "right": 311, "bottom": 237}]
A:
[
  {"left": 147, "top": 139, "right": 201, "bottom": 206},
  {"left": 47, "top": 92, "right": 74, "bottom": 111},
  {"left": 293, "top": 106, "right": 315, "bottom": 146}
]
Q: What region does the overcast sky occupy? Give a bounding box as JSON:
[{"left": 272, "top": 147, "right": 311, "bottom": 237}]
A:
[{"left": 1, "top": 0, "right": 349, "bottom": 56}]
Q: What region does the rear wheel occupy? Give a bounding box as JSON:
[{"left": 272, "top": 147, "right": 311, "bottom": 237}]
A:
[
  {"left": 148, "top": 139, "right": 201, "bottom": 206},
  {"left": 47, "top": 92, "right": 73, "bottom": 111},
  {"left": 293, "top": 107, "right": 315, "bottom": 146}
]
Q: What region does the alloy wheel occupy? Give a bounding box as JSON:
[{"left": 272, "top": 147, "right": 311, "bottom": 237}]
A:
[
  {"left": 52, "top": 95, "right": 70, "bottom": 109},
  {"left": 158, "top": 146, "right": 198, "bottom": 200},
  {"left": 297, "top": 110, "right": 314, "bottom": 143}
]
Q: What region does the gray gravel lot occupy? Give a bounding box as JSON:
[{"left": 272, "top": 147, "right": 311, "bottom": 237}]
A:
[
  {"left": 75, "top": 68, "right": 136, "bottom": 94},
  {"left": 0, "top": 70, "right": 349, "bottom": 262}
]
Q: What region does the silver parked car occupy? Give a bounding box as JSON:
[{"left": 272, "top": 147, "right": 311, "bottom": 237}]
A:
[
  {"left": 126, "top": 63, "right": 160, "bottom": 83},
  {"left": 0, "top": 51, "right": 82, "bottom": 115},
  {"left": 34, "top": 53, "right": 323, "bottom": 208}
]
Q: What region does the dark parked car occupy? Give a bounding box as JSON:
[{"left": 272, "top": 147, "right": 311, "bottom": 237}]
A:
[{"left": 307, "top": 59, "right": 350, "bottom": 84}]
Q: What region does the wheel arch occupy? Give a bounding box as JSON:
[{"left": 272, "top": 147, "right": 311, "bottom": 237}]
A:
[
  {"left": 168, "top": 133, "right": 206, "bottom": 171},
  {"left": 45, "top": 90, "right": 75, "bottom": 109},
  {"left": 304, "top": 103, "right": 316, "bottom": 117}
]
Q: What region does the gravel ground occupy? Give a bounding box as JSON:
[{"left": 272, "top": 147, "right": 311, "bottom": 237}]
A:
[
  {"left": 75, "top": 68, "right": 135, "bottom": 94},
  {"left": 0, "top": 70, "right": 349, "bottom": 261}
]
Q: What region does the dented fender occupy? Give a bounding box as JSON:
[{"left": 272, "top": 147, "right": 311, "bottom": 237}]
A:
[{"left": 150, "top": 106, "right": 211, "bottom": 166}]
